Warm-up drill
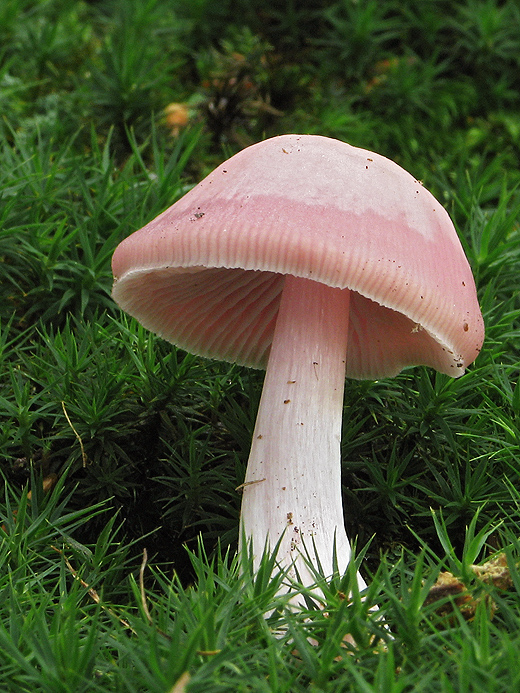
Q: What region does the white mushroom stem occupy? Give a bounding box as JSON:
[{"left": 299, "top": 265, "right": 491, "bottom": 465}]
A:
[{"left": 240, "top": 274, "right": 367, "bottom": 593}]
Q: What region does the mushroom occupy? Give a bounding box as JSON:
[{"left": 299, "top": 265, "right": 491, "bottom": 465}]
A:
[{"left": 111, "top": 134, "right": 484, "bottom": 596}]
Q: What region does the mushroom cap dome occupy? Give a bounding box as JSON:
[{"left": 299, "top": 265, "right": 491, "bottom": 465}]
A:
[{"left": 112, "top": 134, "right": 484, "bottom": 378}]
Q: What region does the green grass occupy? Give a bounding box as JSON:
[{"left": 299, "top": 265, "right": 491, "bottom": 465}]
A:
[{"left": 1, "top": 0, "right": 520, "bottom": 689}]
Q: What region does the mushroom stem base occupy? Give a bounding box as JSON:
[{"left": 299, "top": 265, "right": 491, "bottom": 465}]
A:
[{"left": 240, "top": 274, "right": 366, "bottom": 592}]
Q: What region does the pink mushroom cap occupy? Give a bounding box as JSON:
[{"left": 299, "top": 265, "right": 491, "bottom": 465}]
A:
[{"left": 112, "top": 134, "right": 484, "bottom": 378}]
